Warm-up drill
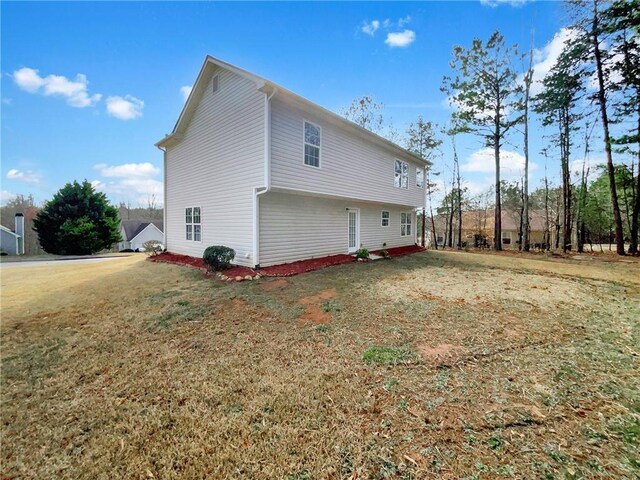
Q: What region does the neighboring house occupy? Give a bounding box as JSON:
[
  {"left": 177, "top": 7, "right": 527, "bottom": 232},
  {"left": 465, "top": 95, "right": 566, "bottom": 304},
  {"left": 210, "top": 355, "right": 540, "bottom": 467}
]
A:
[
  {"left": 0, "top": 214, "right": 24, "bottom": 255},
  {"left": 430, "top": 210, "right": 548, "bottom": 249},
  {"left": 156, "top": 56, "right": 430, "bottom": 268},
  {"left": 118, "top": 220, "right": 164, "bottom": 251}
]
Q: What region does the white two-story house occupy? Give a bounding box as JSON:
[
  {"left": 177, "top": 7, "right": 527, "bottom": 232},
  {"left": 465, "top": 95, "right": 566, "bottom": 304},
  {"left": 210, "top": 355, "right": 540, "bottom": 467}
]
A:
[{"left": 156, "top": 56, "right": 429, "bottom": 268}]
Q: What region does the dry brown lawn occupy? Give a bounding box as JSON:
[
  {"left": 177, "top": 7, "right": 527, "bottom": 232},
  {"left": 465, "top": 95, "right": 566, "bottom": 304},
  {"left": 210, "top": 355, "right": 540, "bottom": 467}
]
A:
[{"left": 1, "top": 251, "right": 639, "bottom": 479}]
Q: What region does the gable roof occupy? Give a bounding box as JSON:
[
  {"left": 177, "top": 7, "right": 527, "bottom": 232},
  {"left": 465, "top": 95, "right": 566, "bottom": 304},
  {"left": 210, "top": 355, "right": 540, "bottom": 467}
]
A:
[
  {"left": 156, "top": 55, "right": 430, "bottom": 166},
  {"left": 120, "top": 220, "right": 164, "bottom": 241},
  {"left": 0, "top": 225, "right": 20, "bottom": 238}
]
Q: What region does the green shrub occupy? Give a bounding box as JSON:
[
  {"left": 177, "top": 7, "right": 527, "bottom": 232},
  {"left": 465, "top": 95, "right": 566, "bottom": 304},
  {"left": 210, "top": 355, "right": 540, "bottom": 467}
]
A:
[
  {"left": 203, "top": 245, "right": 235, "bottom": 271},
  {"left": 355, "top": 247, "right": 370, "bottom": 259}
]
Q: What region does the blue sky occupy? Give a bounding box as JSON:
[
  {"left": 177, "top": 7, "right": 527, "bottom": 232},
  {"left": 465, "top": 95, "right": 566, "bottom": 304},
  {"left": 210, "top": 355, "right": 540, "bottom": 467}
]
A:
[{"left": 2, "top": 1, "right": 577, "bottom": 207}]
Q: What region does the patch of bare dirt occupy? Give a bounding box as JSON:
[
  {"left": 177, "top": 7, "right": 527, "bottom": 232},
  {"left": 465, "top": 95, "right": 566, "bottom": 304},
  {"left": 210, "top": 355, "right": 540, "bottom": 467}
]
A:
[
  {"left": 298, "top": 288, "right": 337, "bottom": 325},
  {"left": 259, "top": 278, "right": 289, "bottom": 292},
  {"left": 417, "top": 343, "right": 461, "bottom": 362},
  {"left": 377, "top": 269, "right": 596, "bottom": 310}
]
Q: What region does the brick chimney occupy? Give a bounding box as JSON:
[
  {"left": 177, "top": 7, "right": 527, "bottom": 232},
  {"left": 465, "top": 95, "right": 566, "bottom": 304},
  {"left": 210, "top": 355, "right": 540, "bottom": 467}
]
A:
[{"left": 15, "top": 213, "right": 25, "bottom": 255}]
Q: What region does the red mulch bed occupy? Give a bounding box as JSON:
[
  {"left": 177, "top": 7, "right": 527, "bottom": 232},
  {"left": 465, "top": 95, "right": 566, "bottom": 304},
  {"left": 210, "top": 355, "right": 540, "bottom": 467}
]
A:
[
  {"left": 150, "top": 245, "right": 425, "bottom": 280},
  {"left": 150, "top": 252, "right": 207, "bottom": 269},
  {"left": 150, "top": 252, "right": 257, "bottom": 278},
  {"left": 371, "top": 244, "right": 425, "bottom": 257},
  {"left": 259, "top": 254, "right": 354, "bottom": 277}
]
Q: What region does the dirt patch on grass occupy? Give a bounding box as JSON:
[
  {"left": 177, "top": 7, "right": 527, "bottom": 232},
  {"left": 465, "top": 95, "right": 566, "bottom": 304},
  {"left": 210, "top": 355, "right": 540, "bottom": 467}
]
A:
[
  {"left": 417, "top": 343, "right": 461, "bottom": 362},
  {"left": 259, "top": 278, "right": 289, "bottom": 292},
  {"left": 298, "top": 288, "right": 337, "bottom": 324}
]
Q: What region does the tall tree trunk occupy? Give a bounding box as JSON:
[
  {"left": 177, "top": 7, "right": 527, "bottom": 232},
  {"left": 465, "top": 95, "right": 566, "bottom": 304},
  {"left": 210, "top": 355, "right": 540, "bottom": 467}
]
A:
[
  {"left": 592, "top": 0, "right": 625, "bottom": 255},
  {"left": 454, "top": 140, "right": 463, "bottom": 249},
  {"left": 523, "top": 42, "right": 533, "bottom": 252},
  {"left": 426, "top": 171, "right": 438, "bottom": 250},
  {"left": 494, "top": 134, "right": 502, "bottom": 250}
]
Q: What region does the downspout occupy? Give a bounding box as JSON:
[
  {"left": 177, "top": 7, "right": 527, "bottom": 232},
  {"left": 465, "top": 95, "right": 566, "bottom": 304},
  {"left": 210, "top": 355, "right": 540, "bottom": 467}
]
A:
[
  {"left": 156, "top": 145, "right": 168, "bottom": 248},
  {"left": 252, "top": 84, "right": 277, "bottom": 268}
]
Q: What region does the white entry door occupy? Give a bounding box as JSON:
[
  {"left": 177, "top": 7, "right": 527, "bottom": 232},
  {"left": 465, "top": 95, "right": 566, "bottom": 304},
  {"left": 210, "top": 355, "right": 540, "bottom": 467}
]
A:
[{"left": 347, "top": 209, "right": 359, "bottom": 253}]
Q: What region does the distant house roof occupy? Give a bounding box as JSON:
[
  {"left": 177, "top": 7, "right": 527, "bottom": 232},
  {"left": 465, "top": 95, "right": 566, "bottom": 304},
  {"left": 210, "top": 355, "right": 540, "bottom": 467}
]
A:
[
  {"left": 120, "top": 220, "right": 164, "bottom": 241},
  {"left": 0, "top": 225, "right": 20, "bottom": 238},
  {"left": 431, "top": 210, "right": 547, "bottom": 234}
]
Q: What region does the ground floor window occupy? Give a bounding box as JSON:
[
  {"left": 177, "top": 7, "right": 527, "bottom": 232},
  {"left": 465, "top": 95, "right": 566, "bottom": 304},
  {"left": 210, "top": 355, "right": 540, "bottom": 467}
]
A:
[
  {"left": 401, "top": 212, "right": 412, "bottom": 236},
  {"left": 186, "top": 207, "right": 201, "bottom": 241},
  {"left": 381, "top": 210, "right": 390, "bottom": 227},
  {"left": 502, "top": 231, "right": 511, "bottom": 245}
]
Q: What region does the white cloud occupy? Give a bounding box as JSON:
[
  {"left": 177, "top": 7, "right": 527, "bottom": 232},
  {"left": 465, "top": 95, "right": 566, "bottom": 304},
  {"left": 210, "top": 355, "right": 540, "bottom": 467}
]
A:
[
  {"left": 6, "top": 168, "right": 41, "bottom": 184},
  {"left": 106, "top": 95, "right": 144, "bottom": 120},
  {"left": 480, "top": 0, "right": 528, "bottom": 7},
  {"left": 462, "top": 148, "right": 538, "bottom": 177},
  {"left": 361, "top": 20, "right": 380, "bottom": 36},
  {"left": 385, "top": 30, "right": 416, "bottom": 48},
  {"left": 1, "top": 190, "right": 17, "bottom": 205},
  {"left": 180, "top": 85, "right": 193, "bottom": 102},
  {"left": 12, "top": 67, "right": 102, "bottom": 107},
  {"left": 94, "top": 162, "right": 160, "bottom": 178},
  {"left": 397, "top": 16, "right": 411, "bottom": 27},
  {"left": 528, "top": 28, "right": 579, "bottom": 95},
  {"left": 92, "top": 162, "right": 163, "bottom": 205}
]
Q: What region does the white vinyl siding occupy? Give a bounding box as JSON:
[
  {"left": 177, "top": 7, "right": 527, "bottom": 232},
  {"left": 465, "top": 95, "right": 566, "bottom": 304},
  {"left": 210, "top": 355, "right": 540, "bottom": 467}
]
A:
[
  {"left": 259, "top": 192, "right": 416, "bottom": 266},
  {"left": 270, "top": 97, "right": 424, "bottom": 207},
  {"left": 164, "top": 67, "right": 264, "bottom": 266}
]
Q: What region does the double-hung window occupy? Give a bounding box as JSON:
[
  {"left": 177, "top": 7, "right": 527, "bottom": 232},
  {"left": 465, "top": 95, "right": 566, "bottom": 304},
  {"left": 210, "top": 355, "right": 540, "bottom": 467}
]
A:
[
  {"left": 186, "top": 207, "right": 201, "bottom": 242},
  {"left": 381, "top": 211, "right": 390, "bottom": 227},
  {"left": 401, "top": 212, "right": 412, "bottom": 237},
  {"left": 416, "top": 167, "right": 425, "bottom": 188},
  {"left": 394, "top": 160, "right": 408, "bottom": 189},
  {"left": 304, "top": 121, "right": 321, "bottom": 167}
]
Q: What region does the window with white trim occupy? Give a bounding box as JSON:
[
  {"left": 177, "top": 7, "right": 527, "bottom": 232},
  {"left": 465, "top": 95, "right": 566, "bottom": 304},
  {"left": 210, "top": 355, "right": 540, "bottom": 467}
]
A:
[
  {"left": 416, "top": 167, "right": 425, "bottom": 188},
  {"left": 304, "top": 121, "right": 321, "bottom": 167},
  {"left": 401, "top": 212, "right": 412, "bottom": 236},
  {"left": 186, "top": 207, "right": 201, "bottom": 241},
  {"left": 394, "top": 160, "right": 408, "bottom": 189},
  {"left": 502, "top": 231, "right": 512, "bottom": 245},
  {"left": 381, "top": 211, "right": 390, "bottom": 227},
  {"left": 212, "top": 74, "right": 219, "bottom": 94}
]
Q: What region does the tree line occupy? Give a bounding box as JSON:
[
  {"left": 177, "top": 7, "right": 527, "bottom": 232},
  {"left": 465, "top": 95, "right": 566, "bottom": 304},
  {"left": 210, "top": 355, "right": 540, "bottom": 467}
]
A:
[{"left": 343, "top": 0, "right": 639, "bottom": 255}]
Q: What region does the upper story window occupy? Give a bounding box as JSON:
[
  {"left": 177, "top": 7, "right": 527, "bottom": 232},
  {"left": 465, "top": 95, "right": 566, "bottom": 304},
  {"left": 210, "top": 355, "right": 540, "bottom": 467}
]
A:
[
  {"left": 304, "top": 121, "right": 321, "bottom": 167},
  {"left": 394, "top": 160, "right": 408, "bottom": 189},
  {"left": 416, "top": 167, "right": 425, "bottom": 188},
  {"left": 381, "top": 211, "right": 390, "bottom": 227},
  {"left": 186, "top": 207, "right": 201, "bottom": 242},
  {"left": 212, "top": 74, "right": 220, "bottom": 94}
]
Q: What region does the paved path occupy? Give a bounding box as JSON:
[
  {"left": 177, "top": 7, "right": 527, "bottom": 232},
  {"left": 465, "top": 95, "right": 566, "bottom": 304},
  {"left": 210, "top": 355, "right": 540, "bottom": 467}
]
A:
[{"left": 0, "top": 256, "right": 129, "bottom": 268}]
